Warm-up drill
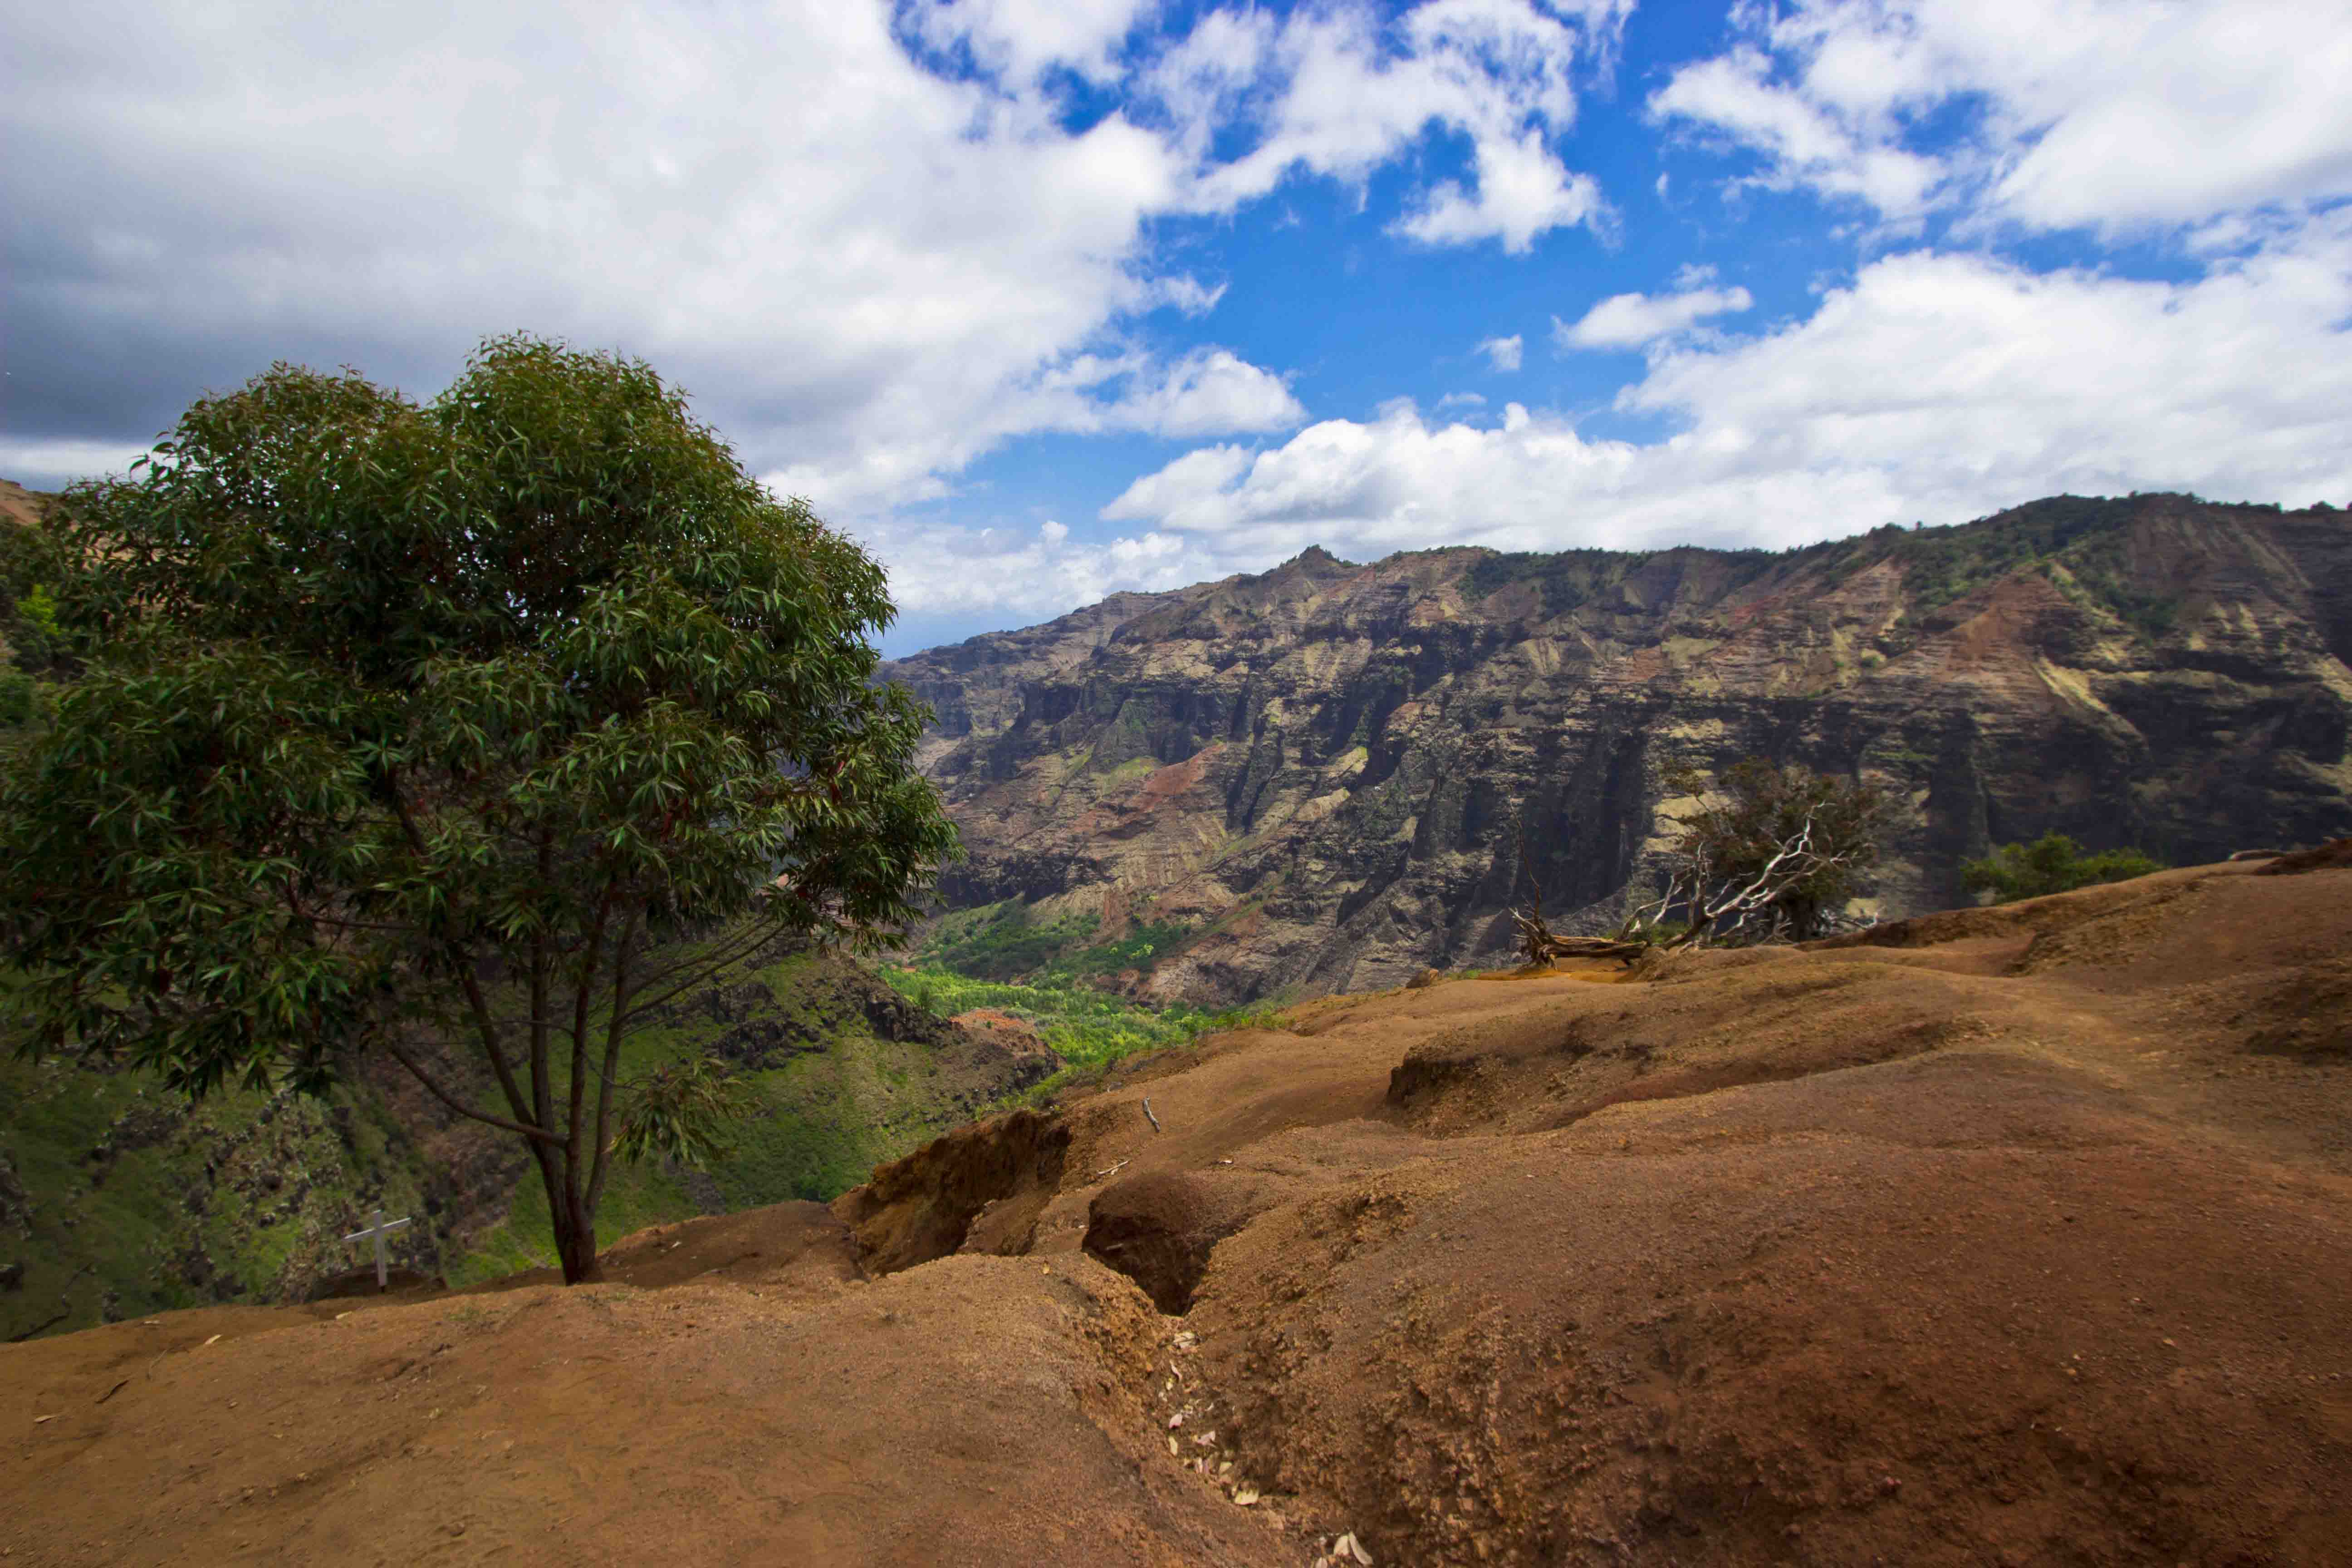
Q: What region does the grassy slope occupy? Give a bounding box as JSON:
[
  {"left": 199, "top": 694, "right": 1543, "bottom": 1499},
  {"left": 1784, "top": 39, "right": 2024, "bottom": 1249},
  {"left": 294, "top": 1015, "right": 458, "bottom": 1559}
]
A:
[
  {"left": 446, "top": 949, "right": 1000, "bottom": 1286},
  {"left": 0, "top": 944, "right": 1089, "bottom": 1328},
  {"left": 0, "top": 1051, "right": 437, "bottom": 1341}
]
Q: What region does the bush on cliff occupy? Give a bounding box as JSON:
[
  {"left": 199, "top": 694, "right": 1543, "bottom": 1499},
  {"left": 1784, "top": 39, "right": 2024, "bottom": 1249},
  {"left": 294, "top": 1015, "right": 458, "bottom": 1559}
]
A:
[{"left": 1961, "top": 835, "right": 2164, "bottom": 903}]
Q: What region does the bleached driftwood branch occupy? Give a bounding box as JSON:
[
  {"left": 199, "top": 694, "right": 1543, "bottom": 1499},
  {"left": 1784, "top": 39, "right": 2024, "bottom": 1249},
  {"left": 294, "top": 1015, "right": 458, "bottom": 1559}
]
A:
[{"left": 1516, "top": 813, "right": 1862, "bottom": 967}]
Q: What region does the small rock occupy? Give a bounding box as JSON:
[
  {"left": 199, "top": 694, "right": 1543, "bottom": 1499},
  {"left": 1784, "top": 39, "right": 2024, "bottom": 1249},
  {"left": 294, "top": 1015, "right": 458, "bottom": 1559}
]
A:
[
  {"left": 1232, "top": 1488, "right": 1260, "bottom": 1507},
  {"left": 1335, "top": 1532, "right": 1375, "bottom": 1564}
]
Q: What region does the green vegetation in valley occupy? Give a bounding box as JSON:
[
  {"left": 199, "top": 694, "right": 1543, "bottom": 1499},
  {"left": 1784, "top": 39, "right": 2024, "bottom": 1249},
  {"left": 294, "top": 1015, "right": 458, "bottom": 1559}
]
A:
[
  {"left": 1961, "top": 835, "right": 2166, "bottom": 903},
  {"left": 880, "top": 965, "right": 1269, "bottom": 1100},
  {"left": 914, "top": 900, "right": 1195, "bottom": 986},
  {"left": 915, "top": 903, "right": 1104, "bottom": 980}
]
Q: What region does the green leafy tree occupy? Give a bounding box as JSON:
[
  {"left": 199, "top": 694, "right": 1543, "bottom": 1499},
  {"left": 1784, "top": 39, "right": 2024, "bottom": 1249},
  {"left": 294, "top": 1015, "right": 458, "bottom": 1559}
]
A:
[
  {"left": 1661, "top": 759, "right": 1887, "bottom": 942},
  {"left": 1961, "top": 834, "right": 2163, "bottom": 903},
  {"left": 0, "top": 335, "right": 960, "bottom": 1283}
]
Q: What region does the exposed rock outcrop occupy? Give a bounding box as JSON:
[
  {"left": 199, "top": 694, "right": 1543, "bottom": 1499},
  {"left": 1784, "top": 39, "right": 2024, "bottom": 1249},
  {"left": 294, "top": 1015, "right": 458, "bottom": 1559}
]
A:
[{"left": 884, "top": 494, "right": 2352, "bottom": 1003}]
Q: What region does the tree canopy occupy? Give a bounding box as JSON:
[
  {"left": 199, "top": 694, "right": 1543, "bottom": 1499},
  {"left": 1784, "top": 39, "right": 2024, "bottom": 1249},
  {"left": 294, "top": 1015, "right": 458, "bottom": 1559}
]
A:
[{"left": 0, "top": 334, "right": 959, "bottom": 1282}]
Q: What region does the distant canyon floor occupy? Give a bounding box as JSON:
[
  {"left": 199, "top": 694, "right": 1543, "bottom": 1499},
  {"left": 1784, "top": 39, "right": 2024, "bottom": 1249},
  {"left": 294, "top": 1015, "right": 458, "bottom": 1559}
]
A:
[{"left": 4, "top": 857, "right": 2348, "bottom": 1567}]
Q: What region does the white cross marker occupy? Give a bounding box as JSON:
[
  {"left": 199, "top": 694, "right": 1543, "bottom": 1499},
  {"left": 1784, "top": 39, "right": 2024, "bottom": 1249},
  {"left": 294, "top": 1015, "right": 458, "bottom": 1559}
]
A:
[{"left": 343, "top": 1208, "right": 413, "bottom": 1293}]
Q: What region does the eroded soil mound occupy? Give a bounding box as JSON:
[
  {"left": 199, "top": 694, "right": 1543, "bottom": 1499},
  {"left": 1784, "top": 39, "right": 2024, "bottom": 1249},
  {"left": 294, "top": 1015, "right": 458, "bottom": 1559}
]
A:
[{"left": 5, "top": 859, "right": 2348, "bottom": 1566}]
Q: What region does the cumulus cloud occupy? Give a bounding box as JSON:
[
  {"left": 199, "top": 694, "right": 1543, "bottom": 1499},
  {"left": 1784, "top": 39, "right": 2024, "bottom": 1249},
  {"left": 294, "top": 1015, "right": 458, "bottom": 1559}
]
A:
[
  {"left": 1104, "top": 221, "right": 2352, "bottom": 564},
  {"left": 1650, "top": 0, "right": 2352, "bottom": 235},
  {"left": 0, "top": 0, "right": 1615, "bottom": 518},
  {"left": 1166, "top": 0, "right": 1618, "bottom": 251},
  {"left": 1094, "top": 347, "right": 1307, "bottom": 438},
  {"left": 853, "top": 511, "right": 1212, "bottom": 628},
  {"left": 756, "top": 343, "right": 1302, "bottom": 517},
  {"left": 1475, "top": 334, "right": 1524, "bottom": 372},
  {"left": 1554, "top": 284, "right": 1754, "bottom": 350},
  {"left": 908, "top": 0, "right": 1160, "bottom": 85},
  {"left": 1649, "top": 46, "right": 1945, "bottom": 221}
]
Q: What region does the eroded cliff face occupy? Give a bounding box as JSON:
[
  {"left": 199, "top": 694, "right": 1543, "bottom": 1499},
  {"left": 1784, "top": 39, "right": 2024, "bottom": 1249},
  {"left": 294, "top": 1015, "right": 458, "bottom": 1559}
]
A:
[{"left": 883, "top": 495, "right": 2352, "bottom": 1004}]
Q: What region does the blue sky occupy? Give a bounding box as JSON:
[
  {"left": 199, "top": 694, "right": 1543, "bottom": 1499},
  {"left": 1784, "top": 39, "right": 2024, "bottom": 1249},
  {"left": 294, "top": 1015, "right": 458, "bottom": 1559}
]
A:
[{"left": 6, "top": 0, "right": 2351, "bottom": 654}]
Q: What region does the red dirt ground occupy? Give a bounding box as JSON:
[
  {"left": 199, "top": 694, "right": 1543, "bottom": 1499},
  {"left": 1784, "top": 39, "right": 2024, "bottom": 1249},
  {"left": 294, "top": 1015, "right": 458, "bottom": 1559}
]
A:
[{"left": 5, "top": 860, "right": 2349, "bottom": 1566}]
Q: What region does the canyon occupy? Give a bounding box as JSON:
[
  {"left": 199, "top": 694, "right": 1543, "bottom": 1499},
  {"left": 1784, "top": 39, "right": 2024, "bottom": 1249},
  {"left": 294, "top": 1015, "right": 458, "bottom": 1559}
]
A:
[{"left": 884, "top": 493, "right": 2352, "bottom": 1004}]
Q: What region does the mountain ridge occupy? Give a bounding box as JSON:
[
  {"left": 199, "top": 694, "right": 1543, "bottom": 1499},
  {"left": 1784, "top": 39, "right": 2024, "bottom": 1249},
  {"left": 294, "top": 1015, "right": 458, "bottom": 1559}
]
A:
[{"left": 883, "top": 492, "right": 2352, "bottom": 1004}]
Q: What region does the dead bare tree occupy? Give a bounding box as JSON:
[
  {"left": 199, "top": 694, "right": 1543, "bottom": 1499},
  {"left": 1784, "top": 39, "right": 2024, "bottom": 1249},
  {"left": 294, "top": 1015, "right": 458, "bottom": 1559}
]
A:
[{"left": 1515, "top": 812, "right": 1867, "bottom": 967}]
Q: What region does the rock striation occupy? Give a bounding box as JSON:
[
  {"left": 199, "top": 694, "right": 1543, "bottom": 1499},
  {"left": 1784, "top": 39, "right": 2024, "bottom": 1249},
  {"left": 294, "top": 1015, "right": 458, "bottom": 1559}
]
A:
[{"left": 883, "top": 494, "right": 2352, "bottom": 1003}]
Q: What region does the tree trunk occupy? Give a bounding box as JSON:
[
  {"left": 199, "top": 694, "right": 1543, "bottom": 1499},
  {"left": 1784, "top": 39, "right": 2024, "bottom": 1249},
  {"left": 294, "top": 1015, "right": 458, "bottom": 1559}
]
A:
[{"left": 542, "top": 1155, "right": 604, "bottom": 1284}]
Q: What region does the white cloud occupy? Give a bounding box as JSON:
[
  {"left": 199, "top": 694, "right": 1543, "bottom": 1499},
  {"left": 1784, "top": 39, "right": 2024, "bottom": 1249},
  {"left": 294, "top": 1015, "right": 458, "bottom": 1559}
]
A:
[
  {"left": 911, "top": 0, "right": 1160, "bottom": 85},
  {"left": 1651, "top": 0, "right": 2352, "bottom": 235},
  {"left": 1141, "top": 274, "right": 1230, "bottom": 316},
  {"left": 1476, "top": 334, "right": 1524, "bottom": 372},
  {"left": 1650, "top": 46, "right": 1944, "bottom": 220},
  {"left": 1395, "top": 130, "right": 1605, "bottom": 253},
  {"left": 1436, "top": 390, "right": 1489, "bottom": 410},
  {"left": 854, "top": 512, "right": 1211, "bottom": 625},
  {"left": 1554, "top": 284, "right": 1754, "bottom": 349},
  {"left": 0, "top": 0, "right": 1613, "bottom": 523},
  {"left": 1170, "top": 0, "right": 1617, "bottom": 252},
  {"left": 1622, "top": 233, "right": 2352, "bottom": 510},
  {"left": 1102, "top": 222, "right": 2352, "bottom": 567},
  {"left": 1094, "top": 347, "right": 1306, "bottom": 438},
  {"left": 759, "top": 343, "right": 1302, "bottom": 514}
]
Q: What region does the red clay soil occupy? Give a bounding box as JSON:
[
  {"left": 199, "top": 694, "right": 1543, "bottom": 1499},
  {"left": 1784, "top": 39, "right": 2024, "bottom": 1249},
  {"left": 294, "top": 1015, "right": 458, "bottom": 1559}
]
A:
[{"left": 5, "top": 860, "right": 2350, "bottom": 1566}]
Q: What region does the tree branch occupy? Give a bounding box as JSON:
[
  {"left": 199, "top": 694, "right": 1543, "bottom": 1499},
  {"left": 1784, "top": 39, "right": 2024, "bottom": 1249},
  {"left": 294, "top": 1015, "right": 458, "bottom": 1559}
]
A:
[
  {"left": 614, "top": 918, "right": 790, "bottom": 1024},
  {"left": 584, "top": 909, "right": 642, "bottom": 1220},
  {"left": 564, "top": 881, "right": 617, "bottom": 1160},
  {"left": 384, "top": 764, "right": 539, "bottom": 1132},
  {"left": 381, "top": 1033, "right": 561, "bottom": 1146}
]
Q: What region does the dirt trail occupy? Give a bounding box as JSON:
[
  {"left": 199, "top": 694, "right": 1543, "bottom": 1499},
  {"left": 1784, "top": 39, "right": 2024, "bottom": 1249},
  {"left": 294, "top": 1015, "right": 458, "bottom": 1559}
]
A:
[{"left": 5, "top": 861, "right": 2348, "bottom": 1566}]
